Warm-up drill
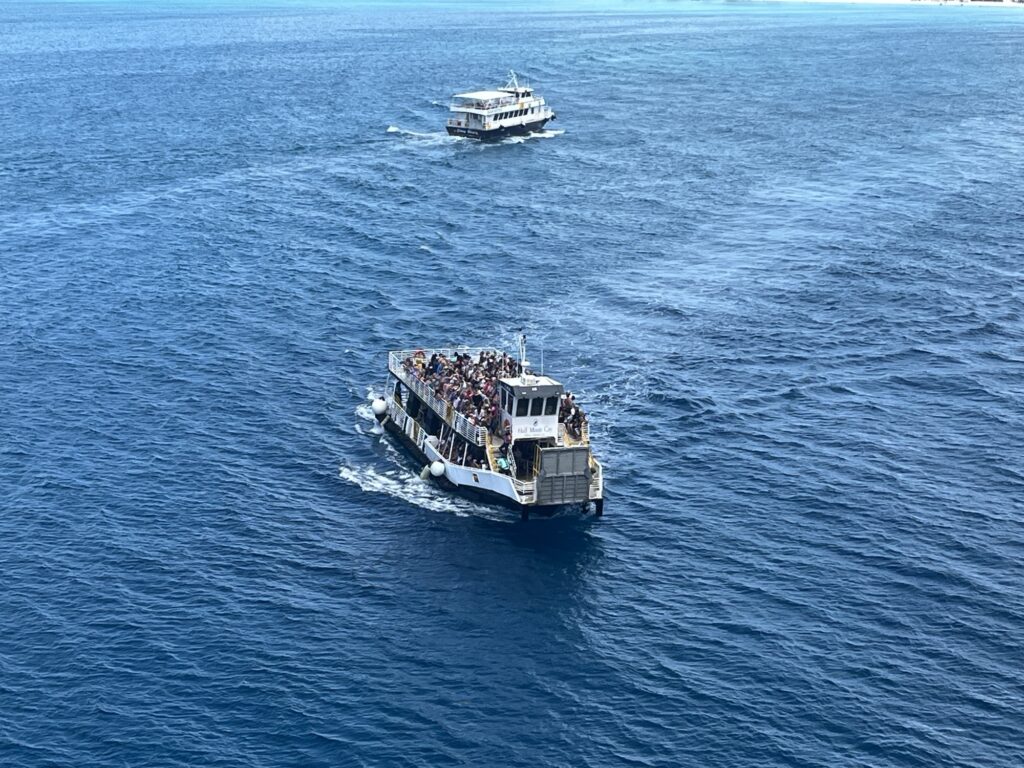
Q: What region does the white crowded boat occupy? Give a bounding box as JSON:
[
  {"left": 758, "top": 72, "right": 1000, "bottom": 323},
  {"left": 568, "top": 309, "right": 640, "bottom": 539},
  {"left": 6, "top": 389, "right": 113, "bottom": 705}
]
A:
[{"left": 370, "top": 336, "right": 603, "bottom": 519}]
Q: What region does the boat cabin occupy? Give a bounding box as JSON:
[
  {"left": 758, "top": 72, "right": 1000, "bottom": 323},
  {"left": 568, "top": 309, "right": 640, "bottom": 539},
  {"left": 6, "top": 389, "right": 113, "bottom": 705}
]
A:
[
  {"left": 498, "top": 84, "right": 533, "bottom": 98},
  {"left": 498, "top": 375, "right": 562, "bottom": 441}
]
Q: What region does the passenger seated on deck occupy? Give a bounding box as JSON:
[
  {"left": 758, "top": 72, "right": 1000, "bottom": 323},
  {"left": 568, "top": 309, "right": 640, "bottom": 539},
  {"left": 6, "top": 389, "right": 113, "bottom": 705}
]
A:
[
  {"left": 496, "top": 456, "right": 510, "bottom": 474},
  {"left": 569, "top": 407, "right": 587, "bottom": 440},
  {"left": 566, "top": 407, "right": 581, "bottom": 439}
]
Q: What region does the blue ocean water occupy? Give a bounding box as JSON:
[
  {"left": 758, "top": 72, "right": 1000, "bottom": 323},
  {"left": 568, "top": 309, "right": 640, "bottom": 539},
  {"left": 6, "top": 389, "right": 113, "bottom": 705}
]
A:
[{"left": 2, "top": 1, "right": 1024, "bottom": 765}]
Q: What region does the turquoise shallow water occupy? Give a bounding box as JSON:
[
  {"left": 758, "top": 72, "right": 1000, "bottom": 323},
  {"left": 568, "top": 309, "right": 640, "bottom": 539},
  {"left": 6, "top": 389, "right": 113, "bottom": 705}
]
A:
[{"left": 1, "top": 2, "right": 1023, "bottom": 766}]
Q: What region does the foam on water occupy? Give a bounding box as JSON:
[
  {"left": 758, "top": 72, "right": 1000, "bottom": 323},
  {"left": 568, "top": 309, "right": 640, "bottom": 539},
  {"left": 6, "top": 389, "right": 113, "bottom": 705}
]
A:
[
  {"left": 502, "top": 128, "right": 566, "bottom": 144},
  {"left": 338, "top": 464, "right": 473, "bottom": 516},
  {"left": 386, "top": 124, "right": 462, "bottom": 144}
]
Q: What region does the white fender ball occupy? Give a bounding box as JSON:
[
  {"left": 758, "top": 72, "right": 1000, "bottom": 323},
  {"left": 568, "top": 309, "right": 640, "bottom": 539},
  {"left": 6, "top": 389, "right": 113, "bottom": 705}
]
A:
[
  {"left": 370, "top": 398, "right": 387, "bottom": 417},
  {"left": 429, "top": 460, "right": 445, "bottom": 478}
]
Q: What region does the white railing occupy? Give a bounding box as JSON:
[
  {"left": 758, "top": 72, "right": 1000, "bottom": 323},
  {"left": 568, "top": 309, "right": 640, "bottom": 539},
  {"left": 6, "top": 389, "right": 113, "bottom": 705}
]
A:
[
  {"left": 451, "top": 98, "right": 545, "bottom": 113},
  {"left": 389, "top": 351, "right": 490, "bottom": 447},
  {"left": 506, "top": 450, "right": 518, "bottom": 479},
  {"left": 386, "top": 398, "right": 405, "bottom": 429},
  {"left": 450, "top": 101, "right": 515, "bottom": 112},
  {"left": 513, "top": 478, "right": 535, "bottom": 502},
  {"left": 390, "top": 348, "right": 496, "bottom": 366},
  {"left": 589, "top": 459, "right": 603, "bottom": 500}
]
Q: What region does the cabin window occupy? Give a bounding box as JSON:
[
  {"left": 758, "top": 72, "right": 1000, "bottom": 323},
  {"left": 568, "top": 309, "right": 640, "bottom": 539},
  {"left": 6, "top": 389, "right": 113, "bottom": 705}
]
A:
[
  {"left": 516, "top": 398, "right": 529, "bottom": 417},
  {"left": 530, "top": 397, "right": 543, "bottom": 417},
  {"left": 545, "top": 396, "right": 558, "bottom": 415}
]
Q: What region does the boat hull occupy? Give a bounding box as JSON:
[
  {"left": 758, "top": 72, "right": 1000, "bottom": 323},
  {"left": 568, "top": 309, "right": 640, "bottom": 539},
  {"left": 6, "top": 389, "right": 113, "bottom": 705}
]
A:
[
  {"left": 446, "top": 117, "right": 553, "bottom": 142},
  {"left": 378, "top": 412, "right": 592, "bottom": 518}
]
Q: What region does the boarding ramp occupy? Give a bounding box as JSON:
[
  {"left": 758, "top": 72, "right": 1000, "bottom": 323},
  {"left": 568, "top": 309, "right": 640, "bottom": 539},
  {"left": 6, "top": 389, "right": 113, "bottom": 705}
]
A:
[{"left": 536, "top": 446, "right": 591, "bottom": 505}]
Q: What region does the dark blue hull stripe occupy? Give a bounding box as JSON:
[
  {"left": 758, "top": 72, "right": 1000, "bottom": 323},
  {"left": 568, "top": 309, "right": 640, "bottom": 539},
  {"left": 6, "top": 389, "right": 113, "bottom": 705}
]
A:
[{"left": 446, "top": 117, "right": 553, "bottom": 141}]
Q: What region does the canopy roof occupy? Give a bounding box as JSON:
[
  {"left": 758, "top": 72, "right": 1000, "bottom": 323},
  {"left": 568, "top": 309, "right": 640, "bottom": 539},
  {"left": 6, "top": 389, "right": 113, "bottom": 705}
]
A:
[
  {"left": 453, "top": 90, "right": 511, "bottom": 101},
  {"left": 500, "top": 375, "right": 563, "bottom": 400}
]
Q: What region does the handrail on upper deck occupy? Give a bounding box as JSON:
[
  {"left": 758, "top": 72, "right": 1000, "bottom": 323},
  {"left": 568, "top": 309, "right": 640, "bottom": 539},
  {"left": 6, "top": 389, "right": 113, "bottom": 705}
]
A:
[{"left": 388, "top": 350, "right": 489, "bottom": 447}]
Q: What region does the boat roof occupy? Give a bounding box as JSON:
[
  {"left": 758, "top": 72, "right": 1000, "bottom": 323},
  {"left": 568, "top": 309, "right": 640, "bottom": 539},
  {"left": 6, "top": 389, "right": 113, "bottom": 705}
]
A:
[
  {"left": 500, "top": 375, "right": 563, "bottom": 399},
  {"left": 453, "top": 90, "right": 511, "bottom": 100}
]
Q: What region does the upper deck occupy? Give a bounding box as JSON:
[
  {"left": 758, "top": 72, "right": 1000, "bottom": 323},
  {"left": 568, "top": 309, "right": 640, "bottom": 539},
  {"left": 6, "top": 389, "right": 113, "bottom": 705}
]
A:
[
  {"left": 449, "top": 71, "right": 546, "bottom": 115},
  {"left": 389, "top": 349, "right": 497, "bottom": 447},
  {"left": 388, "top": 348, "right": 589, "bottom": 449},
  {"left": 449, "top": 92, "right": 547, "bottom": 114}
]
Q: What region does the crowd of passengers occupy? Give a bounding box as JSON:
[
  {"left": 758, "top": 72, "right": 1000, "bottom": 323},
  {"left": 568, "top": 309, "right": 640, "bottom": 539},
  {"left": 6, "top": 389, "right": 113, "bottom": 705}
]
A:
[
  {"left": 402, "top": 350, "right": 521, "bottom": 436},
  {"left": 402, "top": 350, "right": 589, "bottom": 472}
]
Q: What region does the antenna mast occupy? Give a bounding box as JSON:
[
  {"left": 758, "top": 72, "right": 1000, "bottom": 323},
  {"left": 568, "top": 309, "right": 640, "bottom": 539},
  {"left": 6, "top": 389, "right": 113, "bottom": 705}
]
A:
[{"left": 518, "top": 332, "right": 530, "bottom": 380}]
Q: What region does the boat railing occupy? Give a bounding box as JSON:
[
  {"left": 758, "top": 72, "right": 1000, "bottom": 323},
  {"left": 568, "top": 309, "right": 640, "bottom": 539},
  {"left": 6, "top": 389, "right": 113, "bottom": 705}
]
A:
[
  {"left": 450, "top": 99, "right": 549, "bottom": 113},
  {"left": 589, "top": 459, "right": 602, "bottom": 500},
  {"left": 388, "top": 351, "right": 489, "bottom": 447},
  {"left": 512, "top": 477, "right": 535, "bottom": 502},
  {"left": 390, "top": 348, "right": 496, "bottom": 366},
  {"left": 450, "top": 97, "right": 522, "bottom": 111}
]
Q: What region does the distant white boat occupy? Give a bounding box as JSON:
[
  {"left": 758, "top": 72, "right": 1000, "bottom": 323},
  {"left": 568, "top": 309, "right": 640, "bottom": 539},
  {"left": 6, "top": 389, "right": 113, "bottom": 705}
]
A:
[{"left": 446, "top": 71, "right": 556, "bottom": 141}]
